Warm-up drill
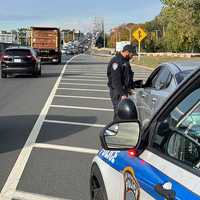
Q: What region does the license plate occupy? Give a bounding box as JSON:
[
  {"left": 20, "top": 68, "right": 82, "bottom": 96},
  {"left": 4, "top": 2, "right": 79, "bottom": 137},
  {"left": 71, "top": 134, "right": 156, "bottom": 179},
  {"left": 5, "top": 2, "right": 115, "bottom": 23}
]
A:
[{"left": 14, "top": 59, "right": 21, "bottom": 63}]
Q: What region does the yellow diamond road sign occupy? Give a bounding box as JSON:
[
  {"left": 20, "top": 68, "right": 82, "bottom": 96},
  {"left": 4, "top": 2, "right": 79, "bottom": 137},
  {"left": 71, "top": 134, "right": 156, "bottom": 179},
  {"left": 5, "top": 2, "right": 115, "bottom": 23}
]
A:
[{"left": 133, "top": 28, "right": 147, "bottom": 42}]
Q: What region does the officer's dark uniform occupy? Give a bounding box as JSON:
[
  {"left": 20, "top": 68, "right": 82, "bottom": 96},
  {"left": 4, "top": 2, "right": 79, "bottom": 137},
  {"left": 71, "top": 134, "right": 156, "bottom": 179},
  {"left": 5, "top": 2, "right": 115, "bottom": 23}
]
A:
[{"left": 107, "top": 52, "right": 134, "bottom": 121}]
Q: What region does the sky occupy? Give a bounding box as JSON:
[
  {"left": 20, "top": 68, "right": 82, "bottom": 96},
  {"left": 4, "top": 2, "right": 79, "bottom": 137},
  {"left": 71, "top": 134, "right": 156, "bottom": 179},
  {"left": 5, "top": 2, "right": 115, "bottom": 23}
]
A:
[{"left": 0, "top": 0, "right": 163, "bottom": 32}]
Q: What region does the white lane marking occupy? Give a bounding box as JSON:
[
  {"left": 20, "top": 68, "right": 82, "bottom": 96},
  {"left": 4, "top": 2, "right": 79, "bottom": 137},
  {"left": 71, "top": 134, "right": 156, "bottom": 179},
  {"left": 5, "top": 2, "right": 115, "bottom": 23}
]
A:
[
  {"left": 13, "top": 190, "right": 70, "bottom": 200},
  {"left": 34, "top": 143, "right": 99, "bottom": 154},
  {"left": 59, "top": 82, "right": 107, "bottom": 86},
  {"left": 44, "top": 119, "right": 105, "bottom": 128},
  {"left": 63, "top": 75, "right": 107, "bottom": 79},
  {"left": 66, "top": 68, "right": 106, "bottom": 71},
  {"left": 0, "top": 55, "right": 80, "bottom": 200},
  {"left": 58, "top": 88, "right": 109, "bottom": 92},
  {"left": 67, "top": 69, "right": 106, "bottom": 74},
  {"left": 50, "top": 105, "right": 113, "bottom": 112},
  {"left": 55, "top": 95, "right": 110, "bottom": 100},
  {"left": 66, "top": 70, "right": 106, "bottom": 73},
  {"left": 66, "top": 72, "right": 106, "bottom": 76},
  {"left": 61, "top": 78, "right": 106, "bottom": 82}
]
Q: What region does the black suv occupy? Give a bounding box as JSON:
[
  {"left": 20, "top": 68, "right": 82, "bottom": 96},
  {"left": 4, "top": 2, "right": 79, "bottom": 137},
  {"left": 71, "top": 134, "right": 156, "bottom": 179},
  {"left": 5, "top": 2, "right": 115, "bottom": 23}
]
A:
[{"left": 0, "top": 47, "right": 41, "bottom": 78}]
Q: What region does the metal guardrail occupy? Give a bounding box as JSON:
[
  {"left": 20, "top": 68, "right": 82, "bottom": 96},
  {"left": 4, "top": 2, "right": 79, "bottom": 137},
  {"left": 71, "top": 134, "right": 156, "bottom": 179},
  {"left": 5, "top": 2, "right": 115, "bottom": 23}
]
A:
[{"left": 91, "top": 47, "right": 200, "bottom": 58}]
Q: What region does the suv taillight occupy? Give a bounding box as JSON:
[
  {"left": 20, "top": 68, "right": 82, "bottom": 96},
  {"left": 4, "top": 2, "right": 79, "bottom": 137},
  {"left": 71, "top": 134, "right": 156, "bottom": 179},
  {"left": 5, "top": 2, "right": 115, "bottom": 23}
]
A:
[
  {"left": 1, "top": 54, "right": 9, "bottom": 61},
  {"left": 26, "top": 55, "right": 36, "bottom": 62}
]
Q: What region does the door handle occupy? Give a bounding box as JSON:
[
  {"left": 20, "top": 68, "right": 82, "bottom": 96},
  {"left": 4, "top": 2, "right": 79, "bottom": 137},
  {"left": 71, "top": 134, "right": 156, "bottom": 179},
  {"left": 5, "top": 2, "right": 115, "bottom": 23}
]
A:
[
  {"left": 155, "top": 183, "right": 176, "bottom": 200},
  {"left": 141, "top": 94, "right": 146, "bottom": 98},
  {"left": 152, "top": 98, "right": 157, "bottom": 104}
]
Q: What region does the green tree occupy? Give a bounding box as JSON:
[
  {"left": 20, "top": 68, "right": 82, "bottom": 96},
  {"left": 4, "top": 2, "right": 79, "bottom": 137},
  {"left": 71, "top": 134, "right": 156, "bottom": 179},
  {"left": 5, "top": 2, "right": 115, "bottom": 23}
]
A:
[{"left": 160, "top": 0, "right": 200, "bottom": 52}]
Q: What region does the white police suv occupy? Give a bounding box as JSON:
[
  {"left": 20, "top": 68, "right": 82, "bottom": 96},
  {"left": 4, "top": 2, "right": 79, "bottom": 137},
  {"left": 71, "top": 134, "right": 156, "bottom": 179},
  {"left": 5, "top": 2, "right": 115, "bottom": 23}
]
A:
[{"left": 90, "top": 67, "right": 200, "bottom": 200}]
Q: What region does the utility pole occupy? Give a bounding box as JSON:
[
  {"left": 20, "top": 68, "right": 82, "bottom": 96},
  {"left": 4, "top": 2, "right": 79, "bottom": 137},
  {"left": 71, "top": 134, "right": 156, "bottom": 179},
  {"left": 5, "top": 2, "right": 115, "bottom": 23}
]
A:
[
  {"left": 101, "top": 18, "right": 106, "bottom": 48},
  {"left": 125, "top": 27, "right": 132, "bottom": 43}
]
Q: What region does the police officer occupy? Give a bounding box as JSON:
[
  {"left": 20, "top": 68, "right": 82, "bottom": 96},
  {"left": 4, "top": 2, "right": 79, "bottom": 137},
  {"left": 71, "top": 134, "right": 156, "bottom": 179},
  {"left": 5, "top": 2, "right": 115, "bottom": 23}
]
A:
[{"left": 107, "top": 44, "right": 135, "bottom": 121}]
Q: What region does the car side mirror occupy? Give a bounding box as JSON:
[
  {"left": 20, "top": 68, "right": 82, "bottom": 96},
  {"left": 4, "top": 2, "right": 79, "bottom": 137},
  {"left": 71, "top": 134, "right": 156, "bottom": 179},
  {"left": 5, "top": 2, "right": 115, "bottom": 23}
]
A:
[
  {"left": 134, "top": 80, "right": 144, "bottom": 88},
  {"left": 118, "top": 99, "right": 138, "bottom": 121},
  {"left": 100, "top": 121, "right": 141, "bottom": 150},
  {"left": 159, "top": 81, "right": 166, "bottom": 90}
]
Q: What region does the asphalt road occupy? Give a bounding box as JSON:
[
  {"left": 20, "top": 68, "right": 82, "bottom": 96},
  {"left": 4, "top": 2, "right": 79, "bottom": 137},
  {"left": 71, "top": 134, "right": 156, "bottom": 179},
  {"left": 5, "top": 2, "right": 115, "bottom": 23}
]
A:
[{"left": 0, "top": 54, "right": 151, "bottom": 200}]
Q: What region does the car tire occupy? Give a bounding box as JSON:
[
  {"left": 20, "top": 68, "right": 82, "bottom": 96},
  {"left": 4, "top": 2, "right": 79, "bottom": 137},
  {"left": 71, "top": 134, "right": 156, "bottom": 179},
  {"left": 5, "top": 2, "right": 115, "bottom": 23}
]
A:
[
  {"left": 1, "top": 72, "right": 7, "bottom": 78},
  {"left": 90, "top": 164, "right": 108, "bottom": 200},
  {"left": 33, "top": 65, "right": 41, "bottom": 77}
]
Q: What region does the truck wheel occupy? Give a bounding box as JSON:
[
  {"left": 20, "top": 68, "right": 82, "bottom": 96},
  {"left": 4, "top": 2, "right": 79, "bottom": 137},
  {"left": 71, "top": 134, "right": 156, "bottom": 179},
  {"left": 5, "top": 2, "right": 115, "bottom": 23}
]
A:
[
  {"left": 1, "top": 72, "right": 7, "bottom": 78},
  {"left": 90, "top": 164, "right": 108, "bottom": 200}
]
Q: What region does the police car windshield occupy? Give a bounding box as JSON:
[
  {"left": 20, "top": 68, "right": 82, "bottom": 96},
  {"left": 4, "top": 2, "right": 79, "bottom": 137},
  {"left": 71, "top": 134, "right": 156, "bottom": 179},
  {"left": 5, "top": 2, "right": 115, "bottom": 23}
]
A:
[{"left": 171, "top": 88, "right": 200, "bottom": 143}]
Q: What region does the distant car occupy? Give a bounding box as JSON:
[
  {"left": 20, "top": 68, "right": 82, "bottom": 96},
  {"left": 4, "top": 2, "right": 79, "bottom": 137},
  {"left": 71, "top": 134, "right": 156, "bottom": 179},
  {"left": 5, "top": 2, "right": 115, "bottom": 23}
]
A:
[
  {"left": 61, "top": 48, "right": 67, "bottom": 54},
  {"left": 90, "top": 67, "right": 200, "bottom": 200},
  {"left": 1, "top": 46, "right": 41, "bottom": 78},
  {"left": 133, "top": 61, "right": 200, "bottom": 127}
]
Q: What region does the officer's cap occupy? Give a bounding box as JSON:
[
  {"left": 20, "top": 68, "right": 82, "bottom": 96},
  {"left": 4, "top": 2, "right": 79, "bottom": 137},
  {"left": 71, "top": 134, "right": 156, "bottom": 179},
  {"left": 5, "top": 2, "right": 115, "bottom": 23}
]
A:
[{"left": 122, "top": 45, "right": 136, "bottom": 54}]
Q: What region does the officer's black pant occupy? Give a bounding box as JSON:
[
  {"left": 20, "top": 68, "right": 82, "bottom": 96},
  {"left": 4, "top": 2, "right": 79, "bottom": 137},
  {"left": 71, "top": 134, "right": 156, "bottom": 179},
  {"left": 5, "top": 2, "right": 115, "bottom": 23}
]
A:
[{"left": 109, "top": 89, "right": 121, "bottom": 122}]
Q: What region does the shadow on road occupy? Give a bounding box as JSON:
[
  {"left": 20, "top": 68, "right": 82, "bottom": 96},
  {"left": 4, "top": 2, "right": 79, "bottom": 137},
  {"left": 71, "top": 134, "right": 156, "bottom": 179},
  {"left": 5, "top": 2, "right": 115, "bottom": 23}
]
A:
[{"left": 0, "top": 115, "right": 98, "bottom": 154}]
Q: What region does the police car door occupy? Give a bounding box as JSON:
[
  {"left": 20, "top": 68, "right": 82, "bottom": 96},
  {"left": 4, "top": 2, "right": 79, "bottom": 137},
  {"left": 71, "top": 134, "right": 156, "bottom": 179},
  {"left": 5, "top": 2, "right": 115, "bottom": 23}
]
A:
[{"left": 138, "top": 74, "right": 200, "bottom": 199}]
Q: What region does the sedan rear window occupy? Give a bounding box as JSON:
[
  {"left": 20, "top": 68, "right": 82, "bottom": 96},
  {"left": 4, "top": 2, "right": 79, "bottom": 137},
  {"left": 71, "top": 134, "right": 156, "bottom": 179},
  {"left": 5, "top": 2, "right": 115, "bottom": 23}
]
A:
[
  {"left": 175, "top": 70, "right": 193, "bottom": 84},
  {"left": 5, "top": 49, "right": 31, "bottom": 56}
]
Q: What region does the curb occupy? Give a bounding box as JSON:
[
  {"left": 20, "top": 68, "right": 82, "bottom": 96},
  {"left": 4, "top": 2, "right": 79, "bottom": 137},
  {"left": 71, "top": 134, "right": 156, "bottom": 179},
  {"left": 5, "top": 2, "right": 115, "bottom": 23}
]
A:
[
  {"left": 131, "top": 63, "right": 154, "bottom": 71},
  {"left": 91, "top": 53, "right": 113, "bottom": 58},
  {"left": 91, "top": 53, "right": 154, "bottom": 71}
]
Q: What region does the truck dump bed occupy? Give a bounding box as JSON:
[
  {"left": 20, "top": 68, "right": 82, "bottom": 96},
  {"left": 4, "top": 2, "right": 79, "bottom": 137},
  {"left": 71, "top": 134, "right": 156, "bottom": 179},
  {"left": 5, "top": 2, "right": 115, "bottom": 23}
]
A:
[{"left": 31, "top": 27, "right": 59, "bottom": 49}]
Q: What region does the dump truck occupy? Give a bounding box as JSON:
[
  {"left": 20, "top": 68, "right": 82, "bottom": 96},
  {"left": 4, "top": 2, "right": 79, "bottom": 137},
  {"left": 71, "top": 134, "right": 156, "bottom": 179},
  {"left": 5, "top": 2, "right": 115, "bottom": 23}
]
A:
[{"left": 31, "top": 27, "right": 61, "bottom": 64}]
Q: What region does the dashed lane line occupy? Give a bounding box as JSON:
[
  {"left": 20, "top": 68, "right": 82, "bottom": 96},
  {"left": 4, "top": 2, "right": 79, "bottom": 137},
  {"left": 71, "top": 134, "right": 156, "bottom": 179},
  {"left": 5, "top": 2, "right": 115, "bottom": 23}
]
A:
[
  {"left": 50, "top": 105, "right": 113, "bottom": 112},
  {"left": 44, "top": 119, "right": 105, "bottom": 128},
  {"left": 61, "top": 78, "right": 106, "bottom": 82},
  {"left": 59, "top": 82, "right": 107, "bottom": 87},
  {"left": 54, "top": 95, "right": 110, "bottom": 100},
  {"left": 57, "top": 88, "right": 109, "bottom": 92},
  {"left": 65, "top": 73, "right": 106, "bottom": 76},
  {"left": 62, "top": 75, "right": 107, "bottom": 79},
  {"left": 34, "top": 143, "right": 99, "bottom": 154},
  {"left": 0, "top": 55, "right": 80, "bottom": 200}
]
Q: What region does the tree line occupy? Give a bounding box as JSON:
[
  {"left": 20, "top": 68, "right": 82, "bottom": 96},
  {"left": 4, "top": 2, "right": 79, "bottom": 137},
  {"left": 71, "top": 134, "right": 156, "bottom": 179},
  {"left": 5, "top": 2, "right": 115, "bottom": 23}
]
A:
[{"left": 104, "top": 0, "right": 200, "bottom": 53}]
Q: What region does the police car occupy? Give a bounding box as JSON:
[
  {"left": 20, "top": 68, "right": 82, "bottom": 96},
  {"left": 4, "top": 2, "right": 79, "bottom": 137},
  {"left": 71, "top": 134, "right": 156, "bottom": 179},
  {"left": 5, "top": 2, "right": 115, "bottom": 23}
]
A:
[{"left": 90, "top": 67, "right": 200, "bottom": 200}]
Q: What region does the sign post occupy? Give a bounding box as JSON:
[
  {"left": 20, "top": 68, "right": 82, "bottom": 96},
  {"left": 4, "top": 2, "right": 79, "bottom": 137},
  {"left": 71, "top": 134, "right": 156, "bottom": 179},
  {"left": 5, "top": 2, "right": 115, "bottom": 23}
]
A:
[{"left": 133, "top": 27, "right": 147, "bottom": 61}]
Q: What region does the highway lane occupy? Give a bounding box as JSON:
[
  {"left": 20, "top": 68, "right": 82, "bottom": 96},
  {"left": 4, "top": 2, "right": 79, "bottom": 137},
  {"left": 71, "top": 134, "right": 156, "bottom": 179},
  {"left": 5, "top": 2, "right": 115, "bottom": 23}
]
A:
[
  {"left": 0, "top": 54, "right": 151, "bottom": 200},
  {"left": 0, "top": 55, "right": 72, "bottom": 192}
]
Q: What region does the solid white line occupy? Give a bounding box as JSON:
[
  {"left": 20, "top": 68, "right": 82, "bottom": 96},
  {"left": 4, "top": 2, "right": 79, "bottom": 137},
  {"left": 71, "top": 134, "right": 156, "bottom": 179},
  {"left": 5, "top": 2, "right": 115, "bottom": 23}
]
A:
[
  {"left": 50, "top": 105, "right": 113, "bottom": 111},
  {"left": 34, "top": 143, "right": 99, "bottom": 154},
  {"left": 67, "top": 72, "right": 106, "bottom": 76},
  {"left": 57, "top": 88, "right": 109, "bottom": 92},
  {"left": 61, "top": 78, "right": 106, "bottom": 82},
  {"left": 63, "top": 75, "right": 107, "bottom": 79},
  {"left": 59, "top": 82, "right": 107, "bottom": 86},
  {"left": 0, "top": 55, "right": 80, "bottom": 200},
  {"left": 44, "top": 119, "right": 105, "bottom": 128},
  {"left": 55, "top": 95, "right": 110, "bottom": 100},
  {"left": 66, "top": 68, "right": 107, "bottom": 70},
  {"left": 67, "top": 68, "right": 106, "bottom": 74},
  {"left": 13, "top": 190, "right": 70, "bottom": 200}
]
